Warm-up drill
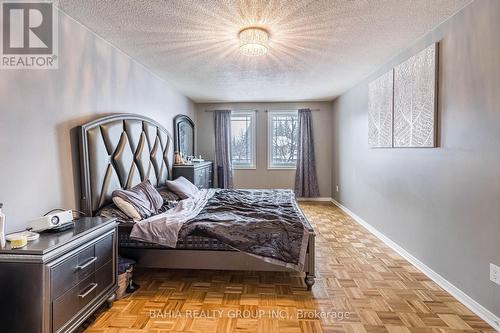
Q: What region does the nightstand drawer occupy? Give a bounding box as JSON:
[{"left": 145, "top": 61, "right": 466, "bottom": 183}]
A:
[
  {"left": 95, "top": 259, "right": 114, "bottom": 296},
  {"left": 52, "top": 260, "right": 113, "bottom": 332},
  {"left": 95, "top": 234, "right": 113, "bottom": 269},
  {"left": 51, "top": 244, "right": 96, "bottom": 300},
  {"left": 50, "top": 234, "right": 112, "bottom": 300},
  {"left": 77, "top": 245, "right": 96, "bottom": 281},
  {"left": 53, "top": 275, "right": 95, "bottom": 332}
]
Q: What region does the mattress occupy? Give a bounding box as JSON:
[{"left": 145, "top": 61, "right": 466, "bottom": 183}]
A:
[{"left": 118, "top": 224, "right": 234, "bottom": 251}]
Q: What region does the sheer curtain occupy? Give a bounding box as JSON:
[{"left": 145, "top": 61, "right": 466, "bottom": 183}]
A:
[
  {"left": 214, "top": 110, "right": 233, "bottom": 188},
  {"left": 294, "top": 108, "right": 320, "bottom": 197}
]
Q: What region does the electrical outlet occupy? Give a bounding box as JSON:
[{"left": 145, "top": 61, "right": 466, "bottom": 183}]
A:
[
  {"left": 490, "top": 263, "right": 500, "bottom": 286},
  {"left": 336, "top": 185, "right": 339, "bottom": 192}
]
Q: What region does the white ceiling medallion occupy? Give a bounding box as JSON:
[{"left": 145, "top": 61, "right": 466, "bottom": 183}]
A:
[{"left": 239, "top": 27, "right": 269, "bottom": 57}]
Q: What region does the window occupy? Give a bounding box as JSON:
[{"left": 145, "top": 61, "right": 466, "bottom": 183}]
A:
[
  {"left": 231, "top": 111, "right": 256, "bottom": 169},
  {"left": 268, "top": 111, "right": 298, "bottom": 169}
]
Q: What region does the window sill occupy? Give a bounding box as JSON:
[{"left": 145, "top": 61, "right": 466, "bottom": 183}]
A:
[
  {"left": 233, "top": 166, "right": 257, "bottom": 170},
  {"left": 267, "top": 167, "right": 296, "bottom": 170}
]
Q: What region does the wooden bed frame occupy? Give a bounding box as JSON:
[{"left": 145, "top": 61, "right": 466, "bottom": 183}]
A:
[{"left": 77, "top": 113, "right": 315, "bottom": 289}]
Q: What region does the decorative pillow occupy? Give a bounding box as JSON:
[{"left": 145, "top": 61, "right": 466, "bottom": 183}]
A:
[
  {"left": 97, "top": 204, "right": 134, "bottom": 224},
  {"left": 98, "top": 200, "right": 176, "bottom": 224},
  {"left": 112, "top": 180, "right": 163, "bottom": 221},
  {"left": 113, "top": 197, "right": 142, "bottom": 221},
  {"left": 165, "top": 176, "right": 200, "bottom": 199}
]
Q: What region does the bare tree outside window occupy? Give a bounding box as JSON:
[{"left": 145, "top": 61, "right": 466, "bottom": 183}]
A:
[
  {"left": 268, "top": 112, "right": 298, "bottom": 168},
  {"left": 231, "top": 112, "right": 255, "bottom": 168}
]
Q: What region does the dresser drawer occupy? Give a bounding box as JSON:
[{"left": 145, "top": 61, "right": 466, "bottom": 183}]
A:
[
  {"left": 52, "top": 260, "right": 114, "bottom": 332},
  {"left": 194, "top": 165, "right": 213, "bottom": 189},
  {"left": 194, "top": 168, "right": 206, "bottom": 188},
  {"left": 206, "top": 167, "right": 213, "bottom": 187}
]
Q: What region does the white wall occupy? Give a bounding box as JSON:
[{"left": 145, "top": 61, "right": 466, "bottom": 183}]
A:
[
  {"left": 0, "top": 10, "right": 195, "bottom": 233},
  {"left": 196, "top": 102, "right": 332, "bottom": 197}
]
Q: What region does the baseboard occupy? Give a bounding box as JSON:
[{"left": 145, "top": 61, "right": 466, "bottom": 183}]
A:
[
  {"left": 330, "top": 198, "right": 500, "bottom": 332},
  {"left": 296, "top": 197, "right": 333, "bottom": 202}
]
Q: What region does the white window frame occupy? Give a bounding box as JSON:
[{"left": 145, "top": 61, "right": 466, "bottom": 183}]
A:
[
  {"left": 267, "top": 110, "right": 299, "bottom": 170},
  {"left": 231, "top": 110, "right": 257, "bottom": 169}
]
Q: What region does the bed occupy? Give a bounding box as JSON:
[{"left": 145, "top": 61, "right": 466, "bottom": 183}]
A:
[{"left": 77, "top": 113, "right": 315, "bottom": 289}]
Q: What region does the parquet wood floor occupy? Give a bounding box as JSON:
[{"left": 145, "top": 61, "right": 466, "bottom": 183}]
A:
[{"left": 84, "top": 202, "right": 495, "bottom": 333}]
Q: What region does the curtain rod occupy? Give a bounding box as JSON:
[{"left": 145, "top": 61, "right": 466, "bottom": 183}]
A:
[
  {"left": 204, "top": 109, "right": 258, "bottom": 112},
  {"left": 264, "top": 109, "right": 320, "bottom": 112},
  {"left": 204, "top": 108, "right": 321, "bottom": 112}
]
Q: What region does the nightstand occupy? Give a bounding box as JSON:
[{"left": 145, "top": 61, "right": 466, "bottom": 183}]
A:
[{"left": 0, "top": 216, "right": 119, "bottom": 333}]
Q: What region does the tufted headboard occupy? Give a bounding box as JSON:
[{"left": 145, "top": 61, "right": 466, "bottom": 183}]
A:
[{"left": 78, "top": 114, "right": 174, "bottom": 216}]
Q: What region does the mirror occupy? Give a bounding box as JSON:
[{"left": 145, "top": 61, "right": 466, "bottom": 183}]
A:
[{"left": 174, "top": 115, "right": 195, "bottom": 158}]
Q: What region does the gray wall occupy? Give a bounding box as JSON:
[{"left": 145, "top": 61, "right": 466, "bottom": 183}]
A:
[
  {"left": 196, "top": 102, "right": 332, "bottom": 197},
  {"left": 0, "top": 10, "right": 195, "bottom": 233},
  {"left": 332, "top": 0, "right": 499, "bottom": 318}
]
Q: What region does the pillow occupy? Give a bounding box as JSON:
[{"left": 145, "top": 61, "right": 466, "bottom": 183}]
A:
[
  {"left": 165, "top": 176, "right": 200, "bottom": 199},
  {"left": 98, "top": 200, "right": 176, "bottom": 224},
  {"left": 112, "top": 180, "right": 163, "bottom": 221},
  {"left": 113, "top": 197, "right": 141, "bottom": 221},
  {"left": 157, "top": 186, "right": 181, "bottom": 202},
  {"left": 97, "top": 203, "right": 134, "bottom": 224}
]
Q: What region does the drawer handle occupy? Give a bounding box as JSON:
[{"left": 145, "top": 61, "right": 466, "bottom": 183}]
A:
[
  {"left": 76, "top": 257, "right": 97, "bottom": 270},
  {"left": 78, "top": 283, "right": 98, "bottom": 299}
]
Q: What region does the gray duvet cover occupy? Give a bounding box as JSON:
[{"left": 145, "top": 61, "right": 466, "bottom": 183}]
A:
[{"left": 178, "top": 189, "right": 310, "bottom": 271}]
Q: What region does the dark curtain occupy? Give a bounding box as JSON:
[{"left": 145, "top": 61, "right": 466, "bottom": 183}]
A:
[
  {"left": 214, "top": 110, "right": 233, "bottom": 188},
  {"left": 294, "top": 109, "right": 320, "bottom": 197}
]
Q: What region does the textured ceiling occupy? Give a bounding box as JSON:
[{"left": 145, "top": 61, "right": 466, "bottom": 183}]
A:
[{"left": 57, "top": 0, "right": 471, "bottom": 102}]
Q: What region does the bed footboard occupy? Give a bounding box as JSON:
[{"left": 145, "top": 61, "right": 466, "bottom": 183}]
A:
[
  {"left": 119, "top": 231, "right": 316, "bottom": 290},
  {"left": 305, "top": 232, "right": 316, "bottom": 290}
]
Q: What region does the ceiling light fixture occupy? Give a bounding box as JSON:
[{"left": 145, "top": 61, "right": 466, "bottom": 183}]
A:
[{"left": 239, "top": 27, "right": 269, "bottom": 57}]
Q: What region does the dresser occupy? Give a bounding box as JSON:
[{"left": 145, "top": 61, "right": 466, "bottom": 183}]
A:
[
  {"left": 0, "top": 217, "right": 118, "bottom": 333},
  {"left": 173, "top": 161, "right": 213, "bottom": 189}
]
